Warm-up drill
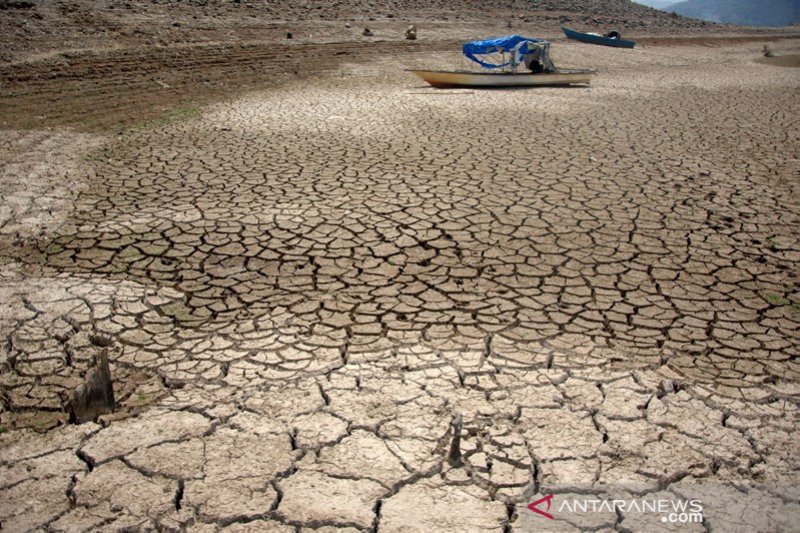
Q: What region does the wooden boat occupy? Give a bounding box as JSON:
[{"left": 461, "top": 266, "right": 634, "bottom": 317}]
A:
[
  {"left": 562, "top": 26, "right": 635, "bottom": 48},
  {"left": 409, "top": 35, "right": 593, "bottom": 88},
  {"left": 408, "top": 69, "right": 592, "bottom": 88}
]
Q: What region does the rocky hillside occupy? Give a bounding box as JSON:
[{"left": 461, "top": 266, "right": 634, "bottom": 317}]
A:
[
  {"left": 2, "top": 0, "right": 687, "bottom": 21},
  {"left": 0, "top": 0, "right": 714, "bottom": 63},
  {"left": 634, "top": 0, "right": 677, "bottom": 9}
]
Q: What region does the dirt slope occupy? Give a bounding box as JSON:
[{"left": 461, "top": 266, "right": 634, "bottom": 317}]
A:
[{"left": 0, "top": 0, "right": 738, "bottom": 63}]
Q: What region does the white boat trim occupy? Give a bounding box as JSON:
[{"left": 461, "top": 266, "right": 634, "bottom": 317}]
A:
[{"left": 408, "top": 69, "right": 593, "bottom": 88}]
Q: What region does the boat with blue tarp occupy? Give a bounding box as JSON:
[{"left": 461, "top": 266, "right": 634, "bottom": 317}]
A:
[{"left": 409, "top": 35, "right": 594, "bottom": 88}]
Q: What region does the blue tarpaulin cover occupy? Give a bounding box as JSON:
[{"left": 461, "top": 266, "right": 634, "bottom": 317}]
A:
[{"left": 462, "top": 35, "right": 548, "bottom": 69}]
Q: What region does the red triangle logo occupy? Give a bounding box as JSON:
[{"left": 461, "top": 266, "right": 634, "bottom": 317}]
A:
[{"left": 528, "top": 494, "right": 555, "bottom": 520}]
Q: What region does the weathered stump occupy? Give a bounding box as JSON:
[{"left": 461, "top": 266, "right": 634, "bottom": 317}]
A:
[
  {"left": 447, "top": 413, "right": 464, "bottom": 467},
  {"left": 69, "top": 349, "right": 115, "bottom": 423}
]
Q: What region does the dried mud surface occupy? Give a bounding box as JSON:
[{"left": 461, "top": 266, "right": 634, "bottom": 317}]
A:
[{"left": 1, "top": 32, "right": 800, "bottom": 533}]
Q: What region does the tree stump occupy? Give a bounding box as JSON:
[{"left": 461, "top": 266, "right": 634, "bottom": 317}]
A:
[
  {"left": 69, "top": 349, "right": 115, "bottom": 423},
  {"left": 447, "top": 413, "right": 464, "bottom": 467}
]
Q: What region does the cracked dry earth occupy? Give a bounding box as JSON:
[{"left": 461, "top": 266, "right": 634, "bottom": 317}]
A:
[{"left": 1, "top": 40, "right": 800, "bottom": 532}]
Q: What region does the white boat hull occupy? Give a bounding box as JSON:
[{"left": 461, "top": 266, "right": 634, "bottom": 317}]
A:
[{"left": 409, "top": 69, "right": 592, "bottom": 88}]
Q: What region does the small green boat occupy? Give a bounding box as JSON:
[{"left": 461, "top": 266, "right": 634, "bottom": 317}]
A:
[{"left": 562, "top": 26, "right": 636, "bottom": 48}]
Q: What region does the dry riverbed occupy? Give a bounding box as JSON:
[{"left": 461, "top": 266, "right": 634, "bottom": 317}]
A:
[{"left": 1, "top": 37, "right": 799, "bottom": 531}]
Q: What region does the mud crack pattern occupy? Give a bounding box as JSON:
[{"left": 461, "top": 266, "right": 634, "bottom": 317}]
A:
[{"left": 1, "top": 42, "right": 799, "bottom": 531}]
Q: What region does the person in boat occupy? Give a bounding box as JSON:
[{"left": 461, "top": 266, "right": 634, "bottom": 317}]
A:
[
  {"left": 604, "top": 30, "right": 621, "bottom": 39},
  {"left": 526, "top": 58, "right": 544, "bottom": 73},
  {"left": 523, "top": 46, "right": 551, "bottom": 73}
]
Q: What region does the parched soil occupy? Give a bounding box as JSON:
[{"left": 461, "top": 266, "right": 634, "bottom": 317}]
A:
[
  {"left": 3, "top": 33, "right": 798, "bottom": 133},
  {"left": 1, "top": 4, "right": 799, "bottom": 532}
]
